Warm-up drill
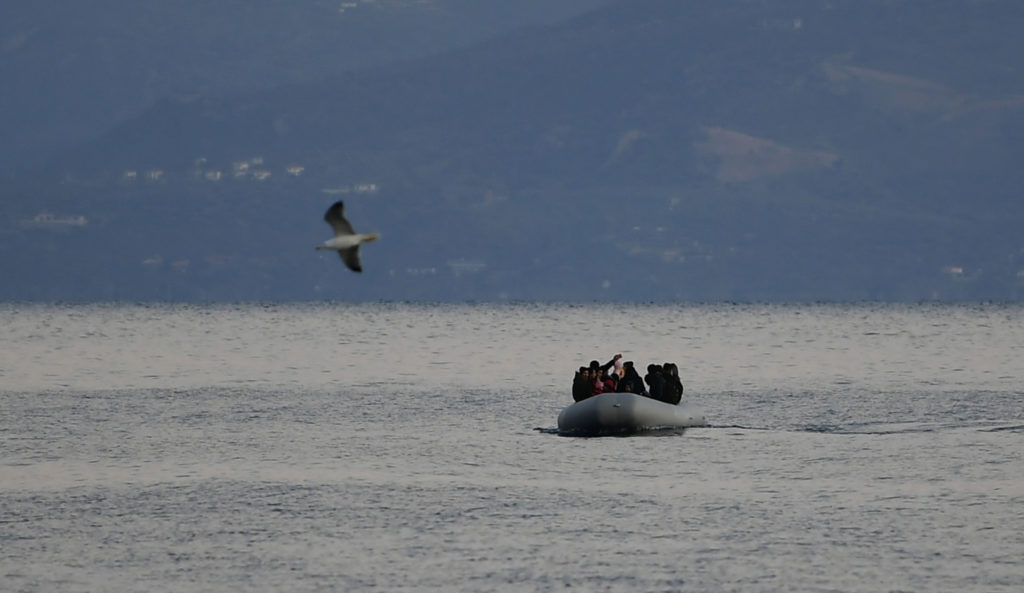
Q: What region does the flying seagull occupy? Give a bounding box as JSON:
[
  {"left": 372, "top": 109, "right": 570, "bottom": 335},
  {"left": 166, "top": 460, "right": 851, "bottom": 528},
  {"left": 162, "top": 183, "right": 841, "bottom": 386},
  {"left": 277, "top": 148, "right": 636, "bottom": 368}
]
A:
[{"left": 316, "top": 201, "right": 380, "bottom": 272}]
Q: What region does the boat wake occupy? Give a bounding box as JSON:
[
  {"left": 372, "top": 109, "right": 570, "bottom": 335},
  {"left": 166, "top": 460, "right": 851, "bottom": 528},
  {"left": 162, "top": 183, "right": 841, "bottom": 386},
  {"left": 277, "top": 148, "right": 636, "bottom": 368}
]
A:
[
  {"left": 674, "top": 421, "right": 1024, "bottom": 435},
  {"left": 796, "top": 420, "right": 1024, "bottom": 435}
]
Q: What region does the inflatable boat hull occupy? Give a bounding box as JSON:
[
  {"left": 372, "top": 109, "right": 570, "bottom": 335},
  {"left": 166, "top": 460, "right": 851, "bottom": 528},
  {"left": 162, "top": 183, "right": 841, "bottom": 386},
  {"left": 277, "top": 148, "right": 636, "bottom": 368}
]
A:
[{"left": 557, "top": 392, "right": 707, "bottom": 436}]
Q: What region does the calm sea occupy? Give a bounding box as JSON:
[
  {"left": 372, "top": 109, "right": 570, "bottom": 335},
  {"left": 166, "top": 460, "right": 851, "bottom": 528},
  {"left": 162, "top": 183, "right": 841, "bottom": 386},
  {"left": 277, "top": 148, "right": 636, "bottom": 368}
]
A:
[{"left": 2, "top": 302, "right": 1022, "bottom": 592}]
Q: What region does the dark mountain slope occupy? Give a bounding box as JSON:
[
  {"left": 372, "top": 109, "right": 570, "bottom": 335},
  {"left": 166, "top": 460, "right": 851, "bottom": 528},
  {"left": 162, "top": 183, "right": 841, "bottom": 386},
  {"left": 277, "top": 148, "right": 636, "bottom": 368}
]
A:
[
  {"left": 8, "top": 0, "right": 1024, "bottom": 301},
  {"left": 0, "top": 0, "right": 609, "bottom": 172}
]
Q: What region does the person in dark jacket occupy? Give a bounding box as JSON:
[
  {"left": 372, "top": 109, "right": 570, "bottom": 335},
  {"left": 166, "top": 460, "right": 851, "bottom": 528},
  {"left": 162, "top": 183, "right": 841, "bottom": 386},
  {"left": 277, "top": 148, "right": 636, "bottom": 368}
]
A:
[
  {"left": 660, "top": 362, "right": 684, "bottom": 405},
  {"left": 589, "top": 354, "right": 622, "bottom": 377},
  {"left": 572, "top": 367, "right": 594, "bottom": 402},
  {"left": 572, "top": 354, "right": 623, "bottom": 402},
  {"left": 644, "top": 364, "right": 665, "bottom": 402},
  {"left": 616, "top": 361, "right": 646, "bottom": 395}
]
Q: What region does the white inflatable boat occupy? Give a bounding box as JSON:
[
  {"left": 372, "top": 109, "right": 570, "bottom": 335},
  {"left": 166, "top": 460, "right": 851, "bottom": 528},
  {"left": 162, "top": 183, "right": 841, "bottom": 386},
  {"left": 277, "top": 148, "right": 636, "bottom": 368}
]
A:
[{"left": 557, "top": 392, "right": 707, "bottom": 436}]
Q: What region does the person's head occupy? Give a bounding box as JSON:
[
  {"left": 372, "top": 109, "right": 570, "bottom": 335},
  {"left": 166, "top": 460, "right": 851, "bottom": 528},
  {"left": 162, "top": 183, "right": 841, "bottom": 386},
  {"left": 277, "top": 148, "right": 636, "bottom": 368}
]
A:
[
  {"left": 589, "top": 360, "right": 600, "bottom": 370},
  {"left": 647, "top": 364, "right": 658, "bottom": 374}
]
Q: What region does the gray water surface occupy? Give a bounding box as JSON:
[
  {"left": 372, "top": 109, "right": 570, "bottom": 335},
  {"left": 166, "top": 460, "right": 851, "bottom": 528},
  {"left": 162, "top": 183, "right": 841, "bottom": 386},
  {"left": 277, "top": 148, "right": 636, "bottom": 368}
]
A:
[{"left": 2, "top": 303, "right": 1022, "bottom": 592}]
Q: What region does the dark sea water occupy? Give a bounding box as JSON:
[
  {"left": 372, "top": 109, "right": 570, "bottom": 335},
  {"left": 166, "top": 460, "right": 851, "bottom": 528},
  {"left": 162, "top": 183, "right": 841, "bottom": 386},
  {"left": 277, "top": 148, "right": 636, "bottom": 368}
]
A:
[{"left": 2, "top": 302, "right": 1022, "bottom": 592}]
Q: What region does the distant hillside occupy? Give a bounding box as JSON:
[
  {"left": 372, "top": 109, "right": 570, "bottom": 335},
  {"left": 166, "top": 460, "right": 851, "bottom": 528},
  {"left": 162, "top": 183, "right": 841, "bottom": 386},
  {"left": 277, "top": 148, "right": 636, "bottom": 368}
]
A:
[
  {"left": 0, "top": 0, "right": 609, "bottom": 173},
  {"left": 5, "top": 0, "right": 1024, "bottom": 301}
]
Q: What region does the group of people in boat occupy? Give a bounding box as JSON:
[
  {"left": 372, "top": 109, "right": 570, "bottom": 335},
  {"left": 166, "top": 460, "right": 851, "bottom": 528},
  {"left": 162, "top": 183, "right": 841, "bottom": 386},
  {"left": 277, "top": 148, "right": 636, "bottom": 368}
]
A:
[{"left": 572, "top": 353, "right": 684, "bottom": 405}]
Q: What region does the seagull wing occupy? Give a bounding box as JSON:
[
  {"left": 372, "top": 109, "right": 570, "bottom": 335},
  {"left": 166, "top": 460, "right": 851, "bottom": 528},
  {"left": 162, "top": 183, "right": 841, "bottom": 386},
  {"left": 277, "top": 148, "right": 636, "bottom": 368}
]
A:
[
  {"left": 324, "top": 201, "right": 356, "bottom": 236},
  {"left": 338, "top": 247, "right": 363, "bottom": 272}
]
